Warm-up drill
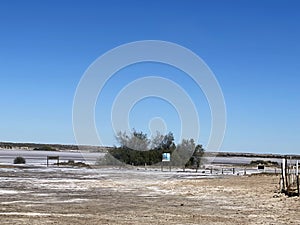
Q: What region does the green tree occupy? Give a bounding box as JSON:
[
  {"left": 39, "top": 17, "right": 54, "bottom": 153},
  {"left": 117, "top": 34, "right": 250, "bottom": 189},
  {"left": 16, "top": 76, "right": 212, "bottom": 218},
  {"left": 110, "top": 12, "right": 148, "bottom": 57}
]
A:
[
  {"left": 150, "top": 131, "right": 165, "bottom": 149},
  {"left": 109, "top": 130, "right": 176, "bottom": 166},
  {"left": 191, "top": 144, "right": 205, "bottom": 172},
  {"left": 115, "top": 129, "right": 150, "bottom": 151},
  {"left": 171, "top": 138, "right": 195, "bottom": 170},
  {"left": 171, "top": 140, "right": 205, "bottom": 172},
  {"left": 161, "top": 132, "right": 175, "bottom": 150}
]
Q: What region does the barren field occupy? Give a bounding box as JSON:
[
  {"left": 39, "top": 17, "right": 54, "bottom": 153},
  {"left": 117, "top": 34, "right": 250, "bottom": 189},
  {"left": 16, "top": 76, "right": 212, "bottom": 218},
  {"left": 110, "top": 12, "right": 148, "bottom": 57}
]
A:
[{"left": 0, "top": 167, "right": 299, "bottom": 225}]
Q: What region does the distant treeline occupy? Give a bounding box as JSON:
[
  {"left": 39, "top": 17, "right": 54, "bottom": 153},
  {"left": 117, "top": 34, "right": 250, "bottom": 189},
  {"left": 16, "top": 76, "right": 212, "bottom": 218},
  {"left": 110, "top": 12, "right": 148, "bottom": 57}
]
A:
[
  {"left": 0, "top": 142, "right": 79, "bottom": 150},
  {"left": 0, "top": 142, "right": 109, "bottom": 152},
  {"left": 214, "top": 152, "right": 300, "bottom": 159}
]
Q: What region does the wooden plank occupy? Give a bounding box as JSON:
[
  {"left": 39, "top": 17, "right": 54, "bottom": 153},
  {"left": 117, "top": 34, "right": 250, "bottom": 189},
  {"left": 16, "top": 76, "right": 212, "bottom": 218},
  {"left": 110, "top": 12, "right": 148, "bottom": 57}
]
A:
[
  {"left": 281, "top": 158, "right": 286, "bottom": 192},
  {"left": 47, "top": 156, "right": 59, "bottom": 160}
]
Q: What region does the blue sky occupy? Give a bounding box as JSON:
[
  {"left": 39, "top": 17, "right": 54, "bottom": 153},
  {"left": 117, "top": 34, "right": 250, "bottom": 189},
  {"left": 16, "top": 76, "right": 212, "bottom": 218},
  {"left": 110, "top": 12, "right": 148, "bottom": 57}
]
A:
[{"left": 0, "top": 0, "right": 299, "bottom": 154}]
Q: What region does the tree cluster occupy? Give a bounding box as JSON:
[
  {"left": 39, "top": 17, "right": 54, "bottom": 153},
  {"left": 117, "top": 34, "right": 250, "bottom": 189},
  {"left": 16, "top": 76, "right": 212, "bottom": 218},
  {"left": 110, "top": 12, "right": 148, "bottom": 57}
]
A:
[
  {"left": 108, "top": 130, "right": 175, "bottom": 166},
  {"left": 103, "top": 130, "right": 205, "bottom": 168}
]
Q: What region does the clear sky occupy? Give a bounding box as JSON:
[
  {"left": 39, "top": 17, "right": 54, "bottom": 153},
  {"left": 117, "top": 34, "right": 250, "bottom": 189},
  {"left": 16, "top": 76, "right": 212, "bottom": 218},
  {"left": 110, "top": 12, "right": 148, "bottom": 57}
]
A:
[{"left": 0, "top": 0, "right": 299, "bottom": 154}]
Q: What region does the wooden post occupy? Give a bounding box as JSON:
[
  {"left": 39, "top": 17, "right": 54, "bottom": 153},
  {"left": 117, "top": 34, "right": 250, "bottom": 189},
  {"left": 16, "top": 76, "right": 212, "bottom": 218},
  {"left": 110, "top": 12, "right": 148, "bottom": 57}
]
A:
[
  {"left": 233, "top": 168, "right": 235, "bottom": 174},
  {"left": 285, "top": 158, "right": 288, "bottom": 191},
  {"left": 281, "top": 158, "right": 285, "bottom": 192},
  {"left": 297, "top": 176, "right": 300, "bottom": 197},
  {"left": 297, "top": 160, "right": 299, "bottom": 197}
]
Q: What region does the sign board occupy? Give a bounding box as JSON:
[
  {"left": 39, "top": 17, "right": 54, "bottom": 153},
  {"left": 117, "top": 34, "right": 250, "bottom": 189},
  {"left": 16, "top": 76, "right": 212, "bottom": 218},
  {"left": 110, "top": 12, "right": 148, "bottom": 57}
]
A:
[
  {"left": 162, "top": 153, "right": 171, "bottom": 162},
  {"left": 258, "top": 165, "right": 265, "bottom": 170}
]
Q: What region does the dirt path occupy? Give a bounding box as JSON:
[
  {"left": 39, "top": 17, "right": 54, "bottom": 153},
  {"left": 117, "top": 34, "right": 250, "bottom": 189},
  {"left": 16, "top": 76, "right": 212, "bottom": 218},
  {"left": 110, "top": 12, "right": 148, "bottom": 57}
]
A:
[{"left": 0, "top": 167, "right": 299, "bottom": 224}]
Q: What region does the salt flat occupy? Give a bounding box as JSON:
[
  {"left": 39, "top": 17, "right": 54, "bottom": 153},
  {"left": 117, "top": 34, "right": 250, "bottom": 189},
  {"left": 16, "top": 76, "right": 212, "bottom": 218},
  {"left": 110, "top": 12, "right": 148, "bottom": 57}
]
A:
[{"left": 0, "top": 166, "right": 299, "bottom": 225}]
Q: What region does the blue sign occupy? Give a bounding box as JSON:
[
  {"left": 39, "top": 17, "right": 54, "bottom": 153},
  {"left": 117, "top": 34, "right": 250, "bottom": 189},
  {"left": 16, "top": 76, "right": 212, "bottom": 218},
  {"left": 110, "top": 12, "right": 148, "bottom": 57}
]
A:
[{"left": 162, "top": 153, "right": 171, "bottom": 162}]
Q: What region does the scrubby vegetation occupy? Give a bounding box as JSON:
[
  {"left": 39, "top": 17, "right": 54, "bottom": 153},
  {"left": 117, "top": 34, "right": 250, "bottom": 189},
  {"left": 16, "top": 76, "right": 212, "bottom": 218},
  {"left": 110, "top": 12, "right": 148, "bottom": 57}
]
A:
[
  {"left": 13, "top": 156, "right": 26, "bottom": 164},
  {"left": 58, "top": 160, "right": 91, "bottom": 168},
  {"left": 250, "top": 160, "right": 279, "bottom": 166},
  {"left": 108, "top": 146, "right": 169, "bottom": 166},
  {"left": 33, "top": 146, "right": 57, "bottom": 151},
  {"left": 98, "top": 129, "right": 205, "bottom": 168}
]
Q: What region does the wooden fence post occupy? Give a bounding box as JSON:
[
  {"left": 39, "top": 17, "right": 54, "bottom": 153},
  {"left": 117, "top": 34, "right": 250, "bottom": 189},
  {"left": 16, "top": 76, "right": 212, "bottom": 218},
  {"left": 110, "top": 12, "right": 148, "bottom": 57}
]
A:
[
  {"left": 285, "top": 158, "right": 288, "bottom": 191},
  {"left": 281, "top": 158, "right": 286, "bottom": 192},
  {"left": 297, "top": 160, "right": 299, "bottom": 197}
]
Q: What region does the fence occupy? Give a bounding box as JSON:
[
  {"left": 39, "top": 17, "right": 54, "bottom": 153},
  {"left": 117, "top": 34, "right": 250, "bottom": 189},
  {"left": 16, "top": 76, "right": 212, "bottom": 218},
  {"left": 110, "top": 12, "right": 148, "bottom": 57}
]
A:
[{"left": 280, "top": 158, "right": 299, "bottom": 197}]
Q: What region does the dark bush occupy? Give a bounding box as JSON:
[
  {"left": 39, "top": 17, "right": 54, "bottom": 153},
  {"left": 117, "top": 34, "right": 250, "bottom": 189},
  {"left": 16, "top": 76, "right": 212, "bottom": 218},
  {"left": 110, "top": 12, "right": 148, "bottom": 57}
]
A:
[{"left": 14, "top": 156, "right": 26, "bottom": 164}]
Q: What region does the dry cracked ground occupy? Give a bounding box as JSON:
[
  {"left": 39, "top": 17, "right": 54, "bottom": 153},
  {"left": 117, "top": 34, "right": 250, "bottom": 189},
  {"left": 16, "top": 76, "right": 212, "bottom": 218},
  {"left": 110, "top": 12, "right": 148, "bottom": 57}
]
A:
[{"left": 0, "top": 166, "right": 299, "bottom": 225}]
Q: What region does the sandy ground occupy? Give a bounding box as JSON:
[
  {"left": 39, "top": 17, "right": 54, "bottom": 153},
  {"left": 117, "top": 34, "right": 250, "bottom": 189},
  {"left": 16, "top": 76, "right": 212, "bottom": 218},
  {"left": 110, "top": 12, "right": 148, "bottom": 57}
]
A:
[{"left": 0, "top": 167, "right": 299, "bottom": 225}]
